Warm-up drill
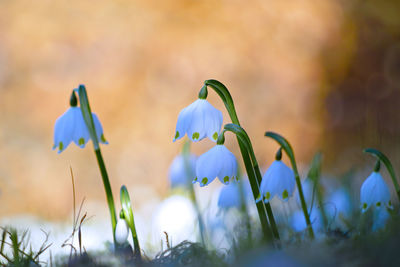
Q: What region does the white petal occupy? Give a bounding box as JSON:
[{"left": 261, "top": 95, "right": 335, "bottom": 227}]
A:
[
  {"left": 115, "top": 218, "right": 129, "bottom": 245},
  {"left": 54, "top": 108, "right": 76, "bottom": 153},
  {"left": 173, "top": 105, "right": 191, "bottom": 142},
  {"left": 92, "top": 113, "right": 108, "bottom": 144},
  {"left": 72, "top": 108, "right": 90, "bottom": 148},
  {"left": 217, "top": 146, "right": 238, "bottom": 184},
  {"left": 187, "top": 100, "right": 207, "bottom": 142},
  {"left": 196, "top": 145, "right": 222, "bottom": 186},
  {"left": 205, "top": 103, "right": 223, "bottom": 142}
]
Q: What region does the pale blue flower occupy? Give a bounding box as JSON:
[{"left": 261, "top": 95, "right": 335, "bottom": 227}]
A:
[
  {"left": 173, "top": 99, "right": 223, "bottom": 142},
  {"left": 217, "top": 179, "right": 251, "bottom": 209},
  {"left": 53, "top": 107, "right": 108, "bottom": 153},
  {"left": 360, "top": 171, "right": 391, "bottom": 212},
  {"left": 168, "top": 154, "right": 197, "bottom": 188},
  {"left": 260, "top": 160, "right": 296, "bottom": 202},
  {"left": 194, "top": 145, "right": 238, "bottom": 187}
]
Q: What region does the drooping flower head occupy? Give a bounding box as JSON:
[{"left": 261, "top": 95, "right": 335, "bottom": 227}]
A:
[
  {"left": 168, "top": 153, "right": 197, "bottom": 188},
  {"left": 173, "top": 86, "right": 223, "bottom": 143},
  {"left": 53, "top": 89, "right": 108, "bottom": 153},
  {"left": 260, "top": 148, "right": 296, "bottom": 202},
  {"left": 360, "top": 160, "right": 392, "bottom": 212},
  {"left": 194, "top": 133, "right": 238, "bottom": 186},
  {"left": 217, "top": 178, "right": 251, "bottom": 210}
]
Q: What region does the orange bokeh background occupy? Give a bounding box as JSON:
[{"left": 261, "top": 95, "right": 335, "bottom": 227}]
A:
[{"left": 0, "top": 0, "right": 399, "bottom": 220}]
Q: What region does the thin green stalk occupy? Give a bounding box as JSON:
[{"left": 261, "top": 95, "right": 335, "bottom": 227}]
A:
[
  {"left": 204, "top": 80, "right": 278, "bottom": 242},
  {"left": 307, "top": 152, "right": 328, "bottom": 229},
  {"left": 95, "top": 149, "right": 117, "bottom": 236},
  {"left": 237, "top": 175, "right": 252, "bottom": 242},
  {"left": 364, "top": 148, "right": 400, "bottom": 202},
  {"left": 224, "top": 124, "right": 280, "bottom": 240},
  {"left": 78, "top": 85, "right": 117, "bottom": 241},
  {"left": 182, "top": 142, "right": 207, "bottom": 245},
  {"left": 265, "top": 131, "right": 315, "bottom": 239}
]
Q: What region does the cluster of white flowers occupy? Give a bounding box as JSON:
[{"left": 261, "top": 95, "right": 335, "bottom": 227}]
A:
[{"left": 173, "top": 95, "right": 238, "bottom": 187}]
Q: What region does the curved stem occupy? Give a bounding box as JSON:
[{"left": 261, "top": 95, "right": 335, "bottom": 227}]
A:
[
  {"left": 265, "top": 131, "right": 315, "bottom": 239},
  {"left": 364, "top": 148, "right": 400, "bottom": 202},
  {"left": 204, "top": 80, "right": 279, "bottom": 242},
  {"left": 224, "top": 124, "right": 280, "bottom": 240}
]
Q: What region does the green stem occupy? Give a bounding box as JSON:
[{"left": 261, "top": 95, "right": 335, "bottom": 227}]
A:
[
  {"left": 182, "top": 142, "right": 207, "bottom": 245},
  {"left": 95, "top": 149, "right": 117, "bottom": 239},
  {"left": 307, "top": 152, "right": 328, "bottom": 229},
  {"left": 265, "top": 131, "right": 315, "bottom": 239},
  {"left": 237, "top": 173, "right": 252, "bottom": 242},
  {"left": 364, "top": 148, "right": 400, "bottom": 202},
  {"left": 78, "top": 85, "right": 117, "bottom": 241},
  {"left": 189, "top": 184, "right": 207, "bottom": 245},
  {"left": 204, "top": 79, "right": 279, "bottom": 242},
  {"left": 224, "top": 124, "right": 280, "bottom": 240}
]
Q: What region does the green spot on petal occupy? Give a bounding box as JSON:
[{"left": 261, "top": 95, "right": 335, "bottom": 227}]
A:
[
  {"left": 265, "top": 192, "right": 271, "bottom": 200},
  {"left": 201, "top": 177, "right": 208, "bottom": 186},
  {"left": 282, "top": 190, "right": 289, "bottom": 199},
  {"left": 363, "top": 203, "right": 367, "bottom": 209},
  {"left": 59, "top": 142, "right": 64, "bottom": 151},
  {"left": 376, "top": 202, "right": 381, "bottom": 207},
  {"left": 192, "top": 132, "right": 200, "bottom": 140},
  {"left": 223, "top": 176, "right": 229, "bottom": 184},
  {"left": 174, "top": 131, "right": 180, "bottom": 140},
  {"left": 101, "top": 134, "right": 107, "bottom": 143},
  {"left": 213, "top": 132, "right": 218, "bottom": 140},
  {"left": 79, "top": 138, "right": 85, "bottom": 146}
]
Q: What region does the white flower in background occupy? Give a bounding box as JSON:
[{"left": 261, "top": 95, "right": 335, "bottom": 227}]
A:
[
  {"left": 326, "top": 188, "right": 352, "bottom": 219},
  {"left": 53, "top": 107, "right": 108, "bottom": 153},
  {"left": 115, "top": 218, "right": 129, "bottom": 245},
  {"left": 194, "top": 145, "right": 238, "bottom": 187},
  {"left": 217, "top": 179, "right": 251, "bottom": 210},
  {"left": 290, "top": 209, "right": 323, "bottom": 233},
  {"left": 173, "top": 99, "right": 223, "bottom": 142},
  {"left": 260, "top": 160, "right": 296, "bottom": 202},
  {"left": 168, "top": 154, "right": 197, "bottom": 188},
  {"left": 360, "top": 171, "right": 391, "bottom": 212}
]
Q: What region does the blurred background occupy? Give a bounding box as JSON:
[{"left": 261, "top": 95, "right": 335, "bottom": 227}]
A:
[{"left": 0, "top": 0, "right": 399, "bottom": 246}]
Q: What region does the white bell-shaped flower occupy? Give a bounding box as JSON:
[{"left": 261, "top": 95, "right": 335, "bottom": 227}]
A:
[
  {"left": 360, "top": 171, "right": 391, "bottom": 212},
  {"left": 53, "top": 107, "right": 108, "bottom": 153},
  {"left": 260, "top": 160, "right": 296, "bottom": 202},
  {"left": 217, "top": 179, "right": 251, "bottom": 210},
  {"left": 115, "top": 218, "right": 129, "bottom": 245},
  {"left": 173, "top": 99, "right": 223, "bottom": 142},
  {"left": 194, "top": 144, "right": 238, "bottom": 187},
  {"left": 168, "top": 154, "right": 197, "bottom": 188}
]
